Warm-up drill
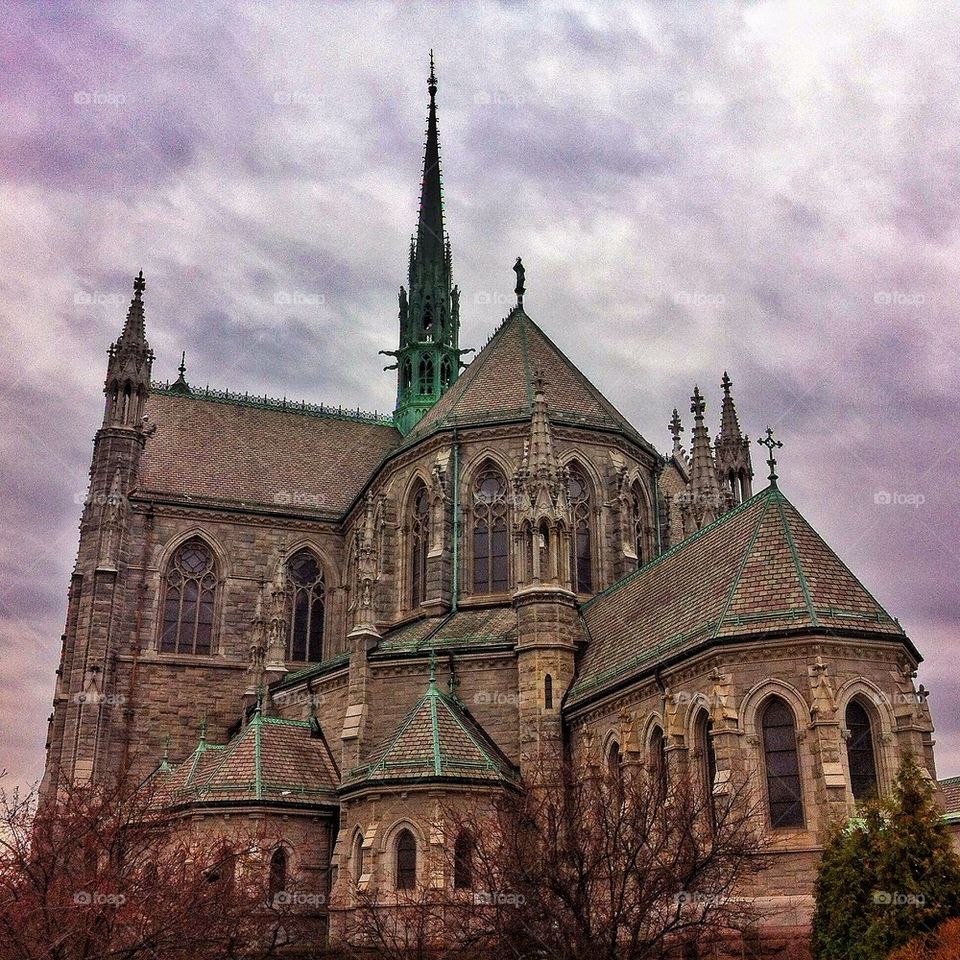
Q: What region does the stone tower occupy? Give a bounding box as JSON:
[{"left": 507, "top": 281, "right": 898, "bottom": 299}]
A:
[
  {"left": 384, "top": 53, "right": 464, "bottom": 435},
  {"left": 43, "top": 272, "right": 154, "bottom": 791},
  {"left": 511, "top": 372, "right": 579, "bottom": 774}
]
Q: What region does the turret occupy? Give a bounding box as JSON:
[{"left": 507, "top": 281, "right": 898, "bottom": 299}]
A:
[
  {"left": 715, "top": 372, "right": 753, "bottom": 504},
  {"left": 511, "top": 372, "right": 578, "bottom": 774}
]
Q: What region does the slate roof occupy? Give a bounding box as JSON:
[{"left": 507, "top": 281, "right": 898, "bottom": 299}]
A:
[
  {"left": 344, "top": 673, "right": 518, "bottom": 789},
  {"left": 138, "top": 389, "right": 400, "bottom": 515},
  {"left": 375, "top": 606, "right": 518, "bottom": 654},
  {"left": 157, "top": 712, "right": 340, "bottom": 808},
  {"left": 569, "top": 484, "right": 908, "bottom": 707},
  {"left": 403, "top": 307, "right": 651, "bottom": 449},
  {"left": 940, "top": 777, "right": 960, "bottom": 821}
]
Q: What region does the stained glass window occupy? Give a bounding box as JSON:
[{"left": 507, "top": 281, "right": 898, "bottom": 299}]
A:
[
  {"left": 762, "top": 697, "right": 805, "bottom": 828},
  {"left": 160, "top": 539, "right": 217, "bottom": 655},
  {"left": 846, "top": 700, "right": 879, "bottom": 800},
  {"left": 410, "top": 483, "right": 430, "bottom": 607},
  {"left": 568, "top": 468, "right": 593, "bottom": 593},
  {"left": 473, "top": 466, "right": 509, "bottom": 593},
  {"left": 396, "top": 829, "right": 416, "bottom": 890},
  {"left": 287, "top": 549, "right": 324, "bottom": 662}
]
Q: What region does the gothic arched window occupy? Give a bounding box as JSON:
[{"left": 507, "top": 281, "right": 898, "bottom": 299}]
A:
[
  {"left": 568, "top": 467, "right": 593, "bottom": 593},
  {"left": 607, "top": 740, "right": 622, "bottom": 783},
  {"left": 544, "top": 674, "right": 554, "bottom": 710},
  {"left": 472, "top": 465, "right": 509, "bottom": 594},
  {"left": 440, "top": 355, "right": 452, "bottom": 390},
  {"left": 410, "top": 483, "right": 430, "bottom": 607},
  {"left": 352, "top": 832, "right": 364, "bottom": 883},
  {"left": 395, "top": 829, "right": 417, "bottom": 890},
  {"left": 761, "top": 697, "right": 805, "bottom": 828},
  {"left": 650, "top": 724, "right": 668, "bottom": 798},
  {"left": 160, "top": 538, "right": 217, "bottom": 655},
  {"left": 454, "top": 830, "right": 474, "bottom": 890},
  {"left": 846, "top": 700, "right": 879, "bottom": 801},
  {"left": 631, "top": 482, "right": 646, "bottom": 569},
  {"left": 695, "top": 710, "right": 717, "bottom": 826},
  {"left": 401, "top": 359, "right": 412, "bottom": 392},
  {"left": 287, "top": 549, "right": 325, "bottom": 662},
  {"left": 268, "top": 847, "right": 287, "bottom": 904},
  {"left": 418, "top": 355, "right": 434, "bottom": 395}
]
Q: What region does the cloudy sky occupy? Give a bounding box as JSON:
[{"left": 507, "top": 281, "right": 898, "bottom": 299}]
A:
[{"left": 1, "top": 0, "right": 957, "bottom": 792}]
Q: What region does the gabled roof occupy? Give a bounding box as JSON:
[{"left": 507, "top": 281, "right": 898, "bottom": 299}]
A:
[
  {"left": 345, "top": 672, "right": 518, "bottom": 789},
  {"left": 569, "top": 484, "right": 909, "bottom": 707},
  {"left": 375, "top": 606, "right": 518, "bottom": 654},
  {"left": 940, "top": 776, "right": 960, "bottom": 821},
  {"left": 404, "top": 307, "right": 652, "bottom": 449},
  {"left": 139, "top": 388, "right": 400, "bottom": 516},
  {"left": 157, "top": 711, "right": 340, "bottom": 809}
]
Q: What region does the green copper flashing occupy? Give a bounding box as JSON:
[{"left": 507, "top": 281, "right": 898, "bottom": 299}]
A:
[
  {"left": 151, "top": 381, "right": 394, "bottom": 427},
  {"left": 776, "top": 495, "right": 819, "bottom": 626}
]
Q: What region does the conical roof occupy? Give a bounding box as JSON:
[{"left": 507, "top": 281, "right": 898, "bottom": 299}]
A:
[
  {"left": 403, "top": 306, "right": 652, "bottom": 450},
  {"left": 570, "top": 484, "right": 911, "bottom": 706}
]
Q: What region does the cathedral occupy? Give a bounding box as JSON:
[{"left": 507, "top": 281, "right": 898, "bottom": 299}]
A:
[{"left": 43, "top": 58, "right": 938, "bottom": 950}]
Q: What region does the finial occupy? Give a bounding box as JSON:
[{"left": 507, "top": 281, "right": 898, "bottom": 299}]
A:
[
  {"left": 533, "top": 366, "right": 545, "bottom": 399},
  {"left": 721, "top": 371, "right": 732, "bottom": 396},
  {"left": 758, "top": 427, "right": 784, "bottom": 487},
  {"left": 669, "top": 408, "right": 683, "bottom": 442},
  {"left": 428, "top": 50, "right": 437, "bottom": 97},
  {"left": 513, "top": 257, "right": 525, "bottom": 306},
  {"left": 428, "top": 648, "right": 438, "bottom": 686},
  {"left": 178, "top": 351, "right": 186, "bottom": 377},
  {"left": 198, "top": 714, "right": 208, "bottom": 749},
  {"left": 133, "top": 269, "right": 145, "bottom": 298},
  {"left": 690, "top": 386, "right": 705, "bottom": 419}
]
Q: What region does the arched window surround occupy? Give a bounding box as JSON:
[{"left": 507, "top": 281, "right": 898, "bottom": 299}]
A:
[
  {"left": 759, "top": 695, "right": 806, "bottom": 829},
  {"left": 381, "top": 822, "right": 423, "bottom": 893},
  {"left": 836, "top": 680, "right": 896, "bottom": 804},
  {"left": 267, "top": 846, "right": 288, "bottom": 904},
  {"left": 285, "top": 546, "right": 326, "bottom": 663},
  {"left": 406, "top": 477, "right": 431, "bottom": 610},
  {"left": 156, "top": 533, "right": 225, "bottom": 657},
  {"left": 629, "top": 478, "right": 652, "bottom": 570},
  {"left": 468, "top": 459, "right": 511, "bottom": 596},
  {"left": 351, "top": 828, "right": 365, "bottom": 885},
  {"left": 561, "top": 458, "right": 599, "bottom": 594}
]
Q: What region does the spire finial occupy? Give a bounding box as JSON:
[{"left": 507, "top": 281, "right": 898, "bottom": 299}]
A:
[
  {"left": 178, "top": 351, "right": 186, "bottom": 377},
  {"left": 428, "top": 648, "right": 438, "bottom": 686},
  {"left": 513, "top": 257, "right": 525, "bottom": 306},
  {"left": 428, "top": 49, "right": 437, "bottom": 97},
  {"left": 721, "top": 371, "right": 732, "bottom": 396},
  {"left": 690, "top": 385, "right": 705, "bottom": 420},
  {"left": 133, "top": 269, "right": 145, "bottom": 298},
  {"left": 758, "top": 427, "right": 784, "bottom": 488}
]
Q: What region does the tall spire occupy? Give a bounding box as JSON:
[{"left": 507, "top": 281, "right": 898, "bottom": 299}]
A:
[
  {"left": 384, "top": 53, "right": 464, "bottom": 435},
  {"left": 416, "top": 49, "right": 445, "bottom": 270},
  {"left": 687, "top": 386, "right": 723, "bottom": 527},
  {"left": 715, "top": 372, "right": 754, "bottom": 504}
]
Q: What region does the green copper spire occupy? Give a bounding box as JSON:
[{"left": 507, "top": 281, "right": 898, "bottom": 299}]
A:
[{"left": 382, "top": 52, "right": 465, "bottom": 435}]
